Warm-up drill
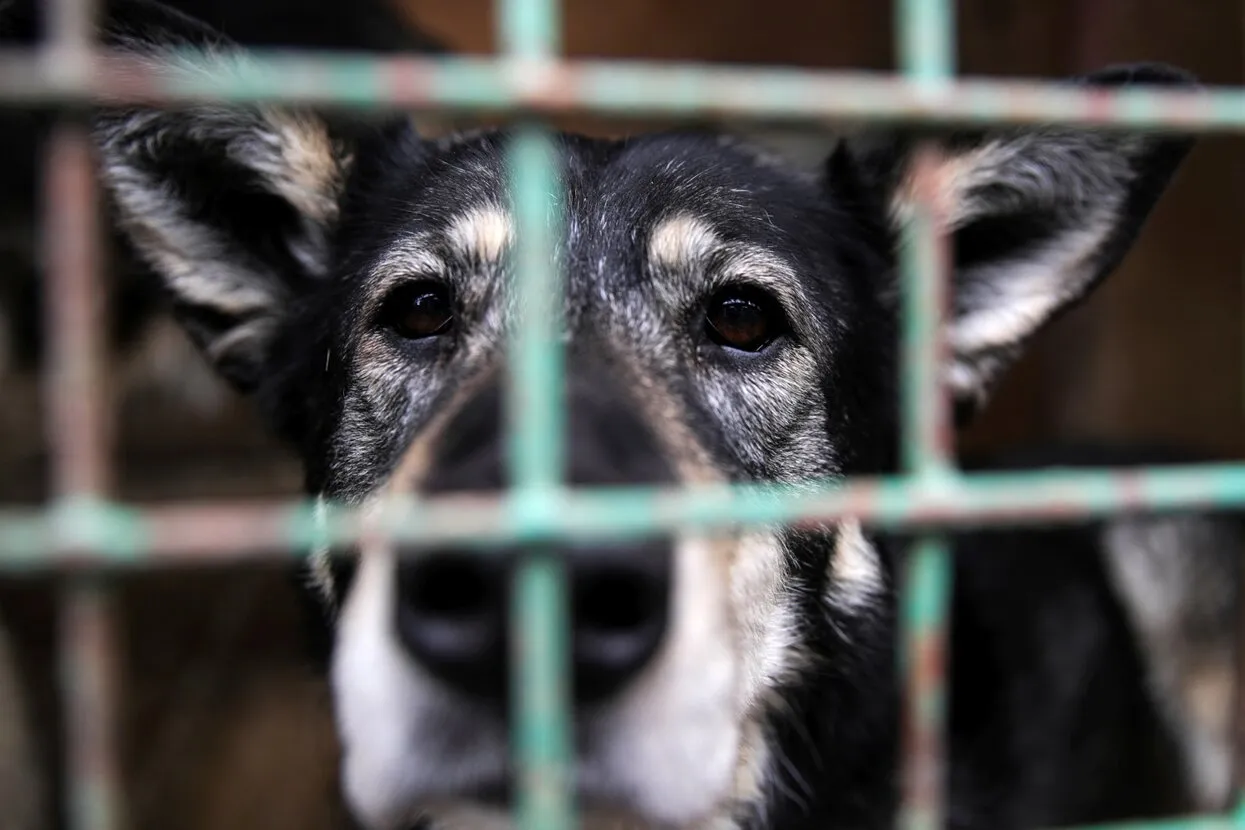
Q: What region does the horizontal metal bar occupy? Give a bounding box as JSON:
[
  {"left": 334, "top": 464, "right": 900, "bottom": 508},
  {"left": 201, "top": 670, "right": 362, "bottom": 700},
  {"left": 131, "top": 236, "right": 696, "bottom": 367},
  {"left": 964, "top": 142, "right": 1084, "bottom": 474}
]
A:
[
  {"left": 1046, "top": 817, "right": 1239, "bottom": 830},
  {"left": 4, "top": 463, "right": 1245, "bottom": 566},
  {"left": 0, "top": 49, "right": 1233, "bottom": 130}
]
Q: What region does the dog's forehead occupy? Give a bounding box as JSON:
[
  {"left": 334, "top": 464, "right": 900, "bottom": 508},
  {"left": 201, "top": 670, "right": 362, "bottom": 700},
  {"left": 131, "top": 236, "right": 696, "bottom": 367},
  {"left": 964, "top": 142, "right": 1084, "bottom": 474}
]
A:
[{"left": 406, "top": 130, "right": 819, "bottom": 245}]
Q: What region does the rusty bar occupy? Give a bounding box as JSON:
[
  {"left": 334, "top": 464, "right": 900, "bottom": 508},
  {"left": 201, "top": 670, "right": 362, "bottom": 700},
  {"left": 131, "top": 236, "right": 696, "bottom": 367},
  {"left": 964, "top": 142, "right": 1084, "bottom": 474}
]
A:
[
  {"left": 1050, "top": 819, "right": 1237, "bottom": 830},
  {"left": 496, "top": 0, "right": 573, "bottom": 823},
  {"left": 58, "top": 581, "right": 123, "bottom": 830},
  {"left": 8, "top": 463, "right": 1245, "bottom": 564},
  {"left": 44, "top": 0, "right": 94, "bottom": 53},
  {"left": 1233, "top": 549, "right": 1245, "bottom": 821},
  {"left": 506, "top": 123, "right": 575, "bottom": 830},
  {"left": 899, "top": 148, "right": 954, "bottom": 477},
  {"left": 0, "top": 50, "right": 1226, "bottom": 131},
  {"left": 1236, "top": 2, "right": 1245, "bottom": 821},
  {"left": 41, "top": 120, "right": 124, "bottom": 830},
  {"left": 899, "top": 539, "right": 952, "bottom": 830},
  {"left": 42, "top": 128, "right": 111, "bottom": 499},
  {"left": 897, "top": 0, "right": 954, "bottom": 825}
]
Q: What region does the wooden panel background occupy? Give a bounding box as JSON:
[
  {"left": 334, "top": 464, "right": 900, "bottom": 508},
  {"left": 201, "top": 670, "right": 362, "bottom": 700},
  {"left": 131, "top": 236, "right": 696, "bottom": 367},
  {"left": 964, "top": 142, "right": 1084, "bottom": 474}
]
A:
[{"left": 0, "top": 1, "right": 1240, "bottom": 828}]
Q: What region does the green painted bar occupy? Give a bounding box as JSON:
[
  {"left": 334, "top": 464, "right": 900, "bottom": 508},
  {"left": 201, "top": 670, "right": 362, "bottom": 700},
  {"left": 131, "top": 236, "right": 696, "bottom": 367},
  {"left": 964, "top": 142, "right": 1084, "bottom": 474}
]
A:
[
  {"left": 897, "top": 157, "right": 953, "bottom": 477},
  {"left": 499, "top": 0, "right": 572, "bottom": 825},
  {"left": 505, "top": 124, "right": 575, "bottom": 830},
  {"left": 506, "top": 127, "right": 566, "bottom": 494},
  {"left": 499, "top": 0, "right": 558, "bottom": 59},
  {"left": 898, "top": 538, "right": 953, "bottom": 830},
  {"left": 897, "top": 0, "right": 956, "bottom": 825},
  {"left": 511, "top": 553, "right": 573, "bottom": 830},
  {"left": 899, "top": 0, "right": 954, "bottom": 81},
  {"left": 0, "top": 51, "right": 1231, "bottom": 131},
  {"left": 1048, "top": 818, "right": 1237, "bottom": 830},
  {"left": 9, "top": 464, "right": 1245, "bottom": 564}
]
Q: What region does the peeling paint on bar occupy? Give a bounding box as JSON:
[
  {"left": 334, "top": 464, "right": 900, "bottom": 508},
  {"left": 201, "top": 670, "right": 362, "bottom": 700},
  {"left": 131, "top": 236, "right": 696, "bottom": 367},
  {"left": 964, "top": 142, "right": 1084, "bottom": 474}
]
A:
[
  {"left": 1047, "top": 819, "right": 1239, "bottom": 830},
  {"left": 899, "top": 147, "right": 955, "bottom": 479},
  {"left": 41, "top": 122, "right": 125, "bottom": 830},
  {"left": 897, "top": 1, "right": 955, "bottom": 827},
  {"left": 506, "top": 124, "right": 575, "bottom": 830},
  {"left": 899, "top": 538, "right": 952, "bottom": 830},
  {"left": 0, "top": 51, "right": 1229, "bottom": 130},
  {"left": 498, "top": 0, "right": 574, "bottom": 824},
  {"left": 6, "top": 465, "right": 1245, "bottom": 565}
]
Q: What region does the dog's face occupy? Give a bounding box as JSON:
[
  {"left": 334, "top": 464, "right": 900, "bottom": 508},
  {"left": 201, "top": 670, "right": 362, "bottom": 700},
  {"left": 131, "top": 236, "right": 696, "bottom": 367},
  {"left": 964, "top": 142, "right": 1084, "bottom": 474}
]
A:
[
  {"left": 88, "top": 4, "right": 1197, "bottom": 827},
  {"left": 306, "top": 131, "right": 899, "bottom": 829}
]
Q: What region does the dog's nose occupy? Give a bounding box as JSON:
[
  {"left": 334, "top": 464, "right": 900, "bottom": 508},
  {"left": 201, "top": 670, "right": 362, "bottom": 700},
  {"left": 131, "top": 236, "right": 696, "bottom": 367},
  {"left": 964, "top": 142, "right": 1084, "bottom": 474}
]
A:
[{"left": 395, "top": 543, "right": 670, "bottom": 706}]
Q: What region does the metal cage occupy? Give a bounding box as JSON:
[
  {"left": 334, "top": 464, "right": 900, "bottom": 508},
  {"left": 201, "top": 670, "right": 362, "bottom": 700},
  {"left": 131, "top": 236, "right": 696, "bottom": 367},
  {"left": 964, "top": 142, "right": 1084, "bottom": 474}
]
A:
[{"left": 1, "top": 0, "right": 1244, "bottom": 828}]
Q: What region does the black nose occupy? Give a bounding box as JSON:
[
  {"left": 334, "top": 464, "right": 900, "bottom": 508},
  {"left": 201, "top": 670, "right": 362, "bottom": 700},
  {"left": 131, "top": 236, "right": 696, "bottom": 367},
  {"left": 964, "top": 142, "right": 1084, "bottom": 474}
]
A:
[{"left": 395, "top": 543, "right": 670, "bottom": 706}]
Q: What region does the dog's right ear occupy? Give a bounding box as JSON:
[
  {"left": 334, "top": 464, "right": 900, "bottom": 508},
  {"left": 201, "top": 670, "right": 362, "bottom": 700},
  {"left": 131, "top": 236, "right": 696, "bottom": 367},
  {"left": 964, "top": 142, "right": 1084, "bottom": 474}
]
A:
[{"left": 90, "top": 0, "right": 361, "bottom": 394}]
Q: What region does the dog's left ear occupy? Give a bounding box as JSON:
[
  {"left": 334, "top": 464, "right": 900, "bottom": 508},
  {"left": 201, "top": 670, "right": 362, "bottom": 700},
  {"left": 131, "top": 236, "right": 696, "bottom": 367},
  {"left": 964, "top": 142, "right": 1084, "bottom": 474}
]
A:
[{"left": 833, "top": 63, "right": 1199, "bottom": 419}]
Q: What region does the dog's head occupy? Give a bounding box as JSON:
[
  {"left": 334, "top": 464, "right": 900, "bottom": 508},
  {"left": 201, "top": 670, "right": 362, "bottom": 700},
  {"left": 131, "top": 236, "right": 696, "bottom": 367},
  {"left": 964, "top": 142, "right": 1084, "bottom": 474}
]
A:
[{"left": 88, "top": 3, "right": 1197, "bottom": 826}]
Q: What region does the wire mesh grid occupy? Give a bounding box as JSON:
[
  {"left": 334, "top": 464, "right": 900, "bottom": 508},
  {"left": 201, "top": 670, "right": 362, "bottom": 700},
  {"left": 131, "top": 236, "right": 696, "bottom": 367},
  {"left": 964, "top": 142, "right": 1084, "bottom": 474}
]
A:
[{"left": 0, "top": 0, "right": 1244, "bottom": 828}]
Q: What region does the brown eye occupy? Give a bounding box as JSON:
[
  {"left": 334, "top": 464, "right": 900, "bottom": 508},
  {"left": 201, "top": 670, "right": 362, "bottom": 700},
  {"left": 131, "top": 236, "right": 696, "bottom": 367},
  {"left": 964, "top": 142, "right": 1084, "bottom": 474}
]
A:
[
  {"left": 704, "top": 286, "right": 786, "bottom": 352},
  {"left": 382, "top": 281, "right": 454, "bottom": 340}
]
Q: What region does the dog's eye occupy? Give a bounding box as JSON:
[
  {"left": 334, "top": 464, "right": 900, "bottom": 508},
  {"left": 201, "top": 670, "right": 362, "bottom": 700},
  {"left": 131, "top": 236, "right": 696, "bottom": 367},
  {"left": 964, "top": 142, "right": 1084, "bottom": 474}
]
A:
[
  {"left": 381, "top": 281, "right": 454, "bottom": 340},
  {"left": 704, "top": 286, "right": 786, "bottom": 352}
]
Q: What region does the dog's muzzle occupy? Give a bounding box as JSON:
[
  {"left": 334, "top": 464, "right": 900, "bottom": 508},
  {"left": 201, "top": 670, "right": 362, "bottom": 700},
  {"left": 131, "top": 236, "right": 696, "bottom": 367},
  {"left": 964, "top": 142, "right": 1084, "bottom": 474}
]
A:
[{"left": 395, "top": 540, "right": 672, "bottom": 706}]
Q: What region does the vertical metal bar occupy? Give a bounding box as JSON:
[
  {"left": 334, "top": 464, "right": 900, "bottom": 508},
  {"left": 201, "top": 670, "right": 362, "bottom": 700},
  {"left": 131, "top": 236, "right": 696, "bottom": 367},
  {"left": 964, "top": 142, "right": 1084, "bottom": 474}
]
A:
[
  {"left": 898, "top": 0, "right": 955, "bottom": 86},
  {"left": 500, "top": 0, "right": 571, "bottom": 826},
  {"left": 897, "top": 149, "right": 954, "bottom": 478},
  {"left": 42, "top": 123, "right": 125, "bottom": 830},
  {"left": 1232, "top": 567, "right": 1245, "bottom": 824},
  {"left": 1234, "top": 3, "right": 1245, "bottom": 821},
  {"left": 1235, "top": 5, "right": 1245, "bottom": 822},
  {"left": 499, "top": 0, "right": 558, "bottom": 61},
  {"left": 896, "top": 1, "right": 955, "bottom": 829},
  {"left": 44, "top": 0, "right": 93, "bottom": 53},
  {"left": 58, "top": 578, "right": 123, "bottom": 830},
  {"left": 898, "top": 538, "right": 952, "bottom": 830},
  {"left": 506, "top": 125, "right": 573, "bottom": 830},
  {"left": 42, "top": 0, "right": 120, "bottom": 821},
  {"left": 511, "top": 550, "right": 572, "bottom": 830},
  {"left": 507, "top": 128, "right": 565, "bottom": 494}
]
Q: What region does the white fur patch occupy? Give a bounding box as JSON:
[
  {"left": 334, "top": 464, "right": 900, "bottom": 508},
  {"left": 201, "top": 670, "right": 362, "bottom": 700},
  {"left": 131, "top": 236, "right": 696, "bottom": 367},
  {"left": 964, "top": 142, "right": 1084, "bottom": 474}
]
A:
[
  {"left": 648, "top": 214, "right": 721, "bottom": 272},
  {"left": 948, "top": 212, "right": 1116, "bottom": 356},
  {"left": 1102, "top": 518, "right": 1237, "bottom": 810},
  {"left": 729, "top": 532, "right": 801, "bottom": 716},
  {"left": 446, "top": 206, "right": 513, "bottom": 265},
  {"left": 826, "top": 520, "right": 884, "bottom": 613},
  {"left": 366, "top": 234, "right": 445, "bottom": 292}
]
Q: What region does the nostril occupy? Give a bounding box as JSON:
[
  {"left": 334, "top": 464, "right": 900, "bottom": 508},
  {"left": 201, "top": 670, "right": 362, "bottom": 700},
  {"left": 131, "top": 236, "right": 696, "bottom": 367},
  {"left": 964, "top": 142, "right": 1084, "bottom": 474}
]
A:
[
  {"left": 575, "top": 568, "right": 664, "bottom": 635},
  {"left": 405, "top": 555, "right": 492, "bottom": 620},
  {"left": 572, "top": 560, "right": 669, "bottom": 703},
  {"left": 395, "top": 553, "right": 505, "bottom": 699}
]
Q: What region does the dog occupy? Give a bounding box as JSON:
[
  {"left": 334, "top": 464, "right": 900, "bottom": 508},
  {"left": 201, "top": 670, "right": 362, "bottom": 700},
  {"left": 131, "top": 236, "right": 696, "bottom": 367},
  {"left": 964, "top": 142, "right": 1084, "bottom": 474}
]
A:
[{"left": 54, "top": 0, "right": 1242, "bottom": 827}]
